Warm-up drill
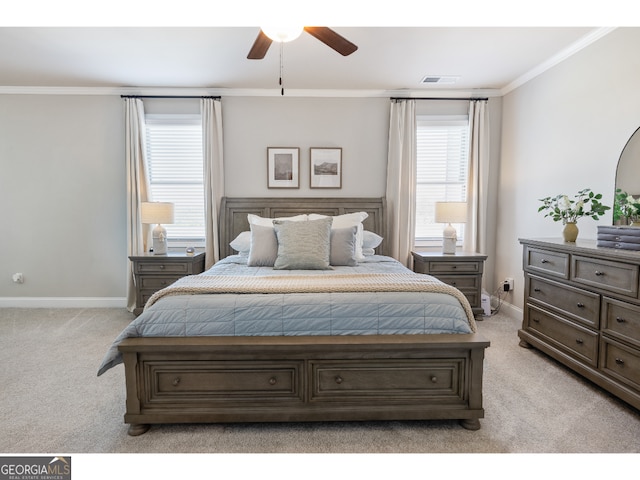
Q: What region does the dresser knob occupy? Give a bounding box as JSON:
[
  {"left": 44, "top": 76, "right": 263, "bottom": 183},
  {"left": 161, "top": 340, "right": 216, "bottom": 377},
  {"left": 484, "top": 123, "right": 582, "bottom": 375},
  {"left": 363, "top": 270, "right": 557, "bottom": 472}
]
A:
[
  {"left": 575, "top": 338, "right": 584, "bottom": 345},
  {"left": 172, "top": 377, "right": 181, "bottom": 386},
  {"left": 335, "top": 376, "right": 344, "bottom": 384},
  {"left": 269, "top": 377, "right": 277, "bottom": 385},
  {"left": 533, "top": 288, "right": 541, "bottom": 292},
  {"left": 540, "top": 259, "right": 549, "bottom": 264},
  {"left": 615, "top": 358, "right": 625, "bottom": 366},
  {"left": 594, "top": 270, "right": 604, "bottom": 276},
  {"left": 615, "top": 317, "right": 626, "bottom": 323},
  {"left": 576, "top": 303, "right": 584, "bottom": 308},
  {"left": 532, "top": 318, "right": 540, "bottom": 323},
  {"left": 430, "top": 376, "right": 438, "bottom": 383}
]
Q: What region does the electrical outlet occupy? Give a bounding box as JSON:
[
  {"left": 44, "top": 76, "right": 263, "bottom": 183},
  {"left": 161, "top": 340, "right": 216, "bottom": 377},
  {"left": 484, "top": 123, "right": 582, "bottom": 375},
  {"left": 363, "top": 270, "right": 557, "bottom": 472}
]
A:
[
  {"left": 504, "top": 277, "right": 514, "bottom": 292},
  {"left": 12, "top": 273, "right": 24, "bottom": 284}
]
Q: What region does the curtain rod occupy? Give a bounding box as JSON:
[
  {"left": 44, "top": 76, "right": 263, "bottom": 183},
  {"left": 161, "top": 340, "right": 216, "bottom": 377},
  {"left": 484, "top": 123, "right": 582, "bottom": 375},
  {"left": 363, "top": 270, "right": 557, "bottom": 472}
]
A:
[
  {"left": 390, "top": 97, "right": 488, "bottom": 102},
  {"left": 121, "top": 95, "right": 221, "bottom": 99}
]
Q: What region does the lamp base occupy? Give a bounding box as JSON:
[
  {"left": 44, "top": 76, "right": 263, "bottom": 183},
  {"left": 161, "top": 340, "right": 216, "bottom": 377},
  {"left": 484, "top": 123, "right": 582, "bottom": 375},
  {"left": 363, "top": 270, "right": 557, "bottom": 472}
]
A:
[
  {"left": 442, "top": 223, "right": 457, "bottom": 254},
  {"left": 152, "top": 224, "right": 168, "bottom": 255}
]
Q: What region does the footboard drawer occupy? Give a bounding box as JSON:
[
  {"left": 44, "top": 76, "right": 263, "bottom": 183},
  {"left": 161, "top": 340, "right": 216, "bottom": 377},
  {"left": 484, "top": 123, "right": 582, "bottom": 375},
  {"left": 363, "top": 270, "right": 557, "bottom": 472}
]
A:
[
  {"left": 310, "top": 359, "right": 465, "bottom": 403},
  {"left": 143, "top": 361, "right": 304, "bottom": 405}
]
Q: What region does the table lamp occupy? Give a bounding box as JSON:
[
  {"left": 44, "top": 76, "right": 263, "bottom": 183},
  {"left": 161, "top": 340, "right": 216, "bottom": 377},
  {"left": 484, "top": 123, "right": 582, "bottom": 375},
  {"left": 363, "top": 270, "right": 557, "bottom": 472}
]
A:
[
  {"left": 141, "top": 202, "right": 175, "bottom": 255},
  {"left": 435, "top": 202, "right": 467, "bottom": 254}
]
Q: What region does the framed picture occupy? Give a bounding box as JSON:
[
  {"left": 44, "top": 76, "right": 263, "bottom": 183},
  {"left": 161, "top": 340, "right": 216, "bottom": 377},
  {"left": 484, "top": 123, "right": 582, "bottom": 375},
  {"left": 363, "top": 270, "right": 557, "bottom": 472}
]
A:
[
  {"left": 267, "top": 147, "right": 299, "bottom": 189},
  {"left": 310, "top": 148, "right": 342, "bottom": 189}
]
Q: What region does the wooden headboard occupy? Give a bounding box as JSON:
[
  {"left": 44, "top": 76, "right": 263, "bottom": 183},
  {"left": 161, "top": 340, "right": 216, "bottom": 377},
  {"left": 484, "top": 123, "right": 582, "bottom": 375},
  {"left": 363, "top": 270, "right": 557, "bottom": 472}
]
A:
[{"left": 219, "top": 197, "right": 387, "bottom": 259}]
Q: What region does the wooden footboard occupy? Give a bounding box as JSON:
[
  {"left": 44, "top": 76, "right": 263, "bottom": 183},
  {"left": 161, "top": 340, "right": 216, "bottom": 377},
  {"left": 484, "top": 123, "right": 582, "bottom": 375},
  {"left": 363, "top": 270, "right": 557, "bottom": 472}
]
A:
[{"left": 119, "top": 333, "right": 489, "bottom": 436}]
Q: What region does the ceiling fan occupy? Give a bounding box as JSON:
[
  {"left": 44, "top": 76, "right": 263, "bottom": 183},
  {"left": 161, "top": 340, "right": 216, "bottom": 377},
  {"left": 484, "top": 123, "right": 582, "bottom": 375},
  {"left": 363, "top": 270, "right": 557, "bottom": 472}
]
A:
[{"left": 247, "top": 27, "right": 358, "bottom": 59}]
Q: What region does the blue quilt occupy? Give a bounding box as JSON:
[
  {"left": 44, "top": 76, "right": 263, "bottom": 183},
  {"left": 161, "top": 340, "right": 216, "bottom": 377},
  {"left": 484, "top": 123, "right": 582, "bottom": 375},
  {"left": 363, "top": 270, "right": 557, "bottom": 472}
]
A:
[{"left": 97, "top": 255, "right": 474, "bottom": 375}]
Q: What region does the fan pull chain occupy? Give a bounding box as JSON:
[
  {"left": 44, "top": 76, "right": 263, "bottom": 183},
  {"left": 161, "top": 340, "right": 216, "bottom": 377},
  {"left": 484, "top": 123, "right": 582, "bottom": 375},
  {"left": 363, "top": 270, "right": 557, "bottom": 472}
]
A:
[{"left": 279, "top": 42, "right": 284, "bottom": 96}]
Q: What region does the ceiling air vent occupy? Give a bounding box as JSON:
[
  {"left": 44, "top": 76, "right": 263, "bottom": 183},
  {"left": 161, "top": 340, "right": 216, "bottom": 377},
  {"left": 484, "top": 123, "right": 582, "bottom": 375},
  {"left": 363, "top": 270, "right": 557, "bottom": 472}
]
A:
[{"left": 421, "top": 75, "right": 460, "bottom": 85}]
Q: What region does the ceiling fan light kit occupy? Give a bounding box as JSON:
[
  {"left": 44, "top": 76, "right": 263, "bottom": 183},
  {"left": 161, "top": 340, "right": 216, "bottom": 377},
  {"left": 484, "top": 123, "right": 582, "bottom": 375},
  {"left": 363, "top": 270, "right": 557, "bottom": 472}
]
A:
[{"left": 261, "top": 27, "right": 304, "bottom": 43}]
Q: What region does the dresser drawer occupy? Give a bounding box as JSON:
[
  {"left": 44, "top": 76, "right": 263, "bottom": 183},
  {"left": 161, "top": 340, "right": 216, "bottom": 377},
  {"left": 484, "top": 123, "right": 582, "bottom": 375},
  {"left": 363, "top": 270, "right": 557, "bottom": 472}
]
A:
[
  {"left": 310, "top": 359, "right": 465, "bottom": 403},
  {"left": 135, "top": 261, "right": 191, "bottom": 274},
  {"left": 571, "top": 255, "right": 639, "bottom": 298},
  {"left": 526, "top": 305, "right": 598, "bottom": 366},
  {"left": 427, "top": 261, "right": 482, "bottom": 274},
  {"left": 600, "top": 337, "right": 640, "bottom": 391},
  {"left": 602, "top": 297, "right": 640, "bottom": 349},
  {"left": 524, "top": 246, "right": 569, "bottom": 279},
  {"left": 143, "top": 361, "right": 304, "bottom": 405},
  {"left": 527, "top": 275, "right": 600, "bottom": 329}
]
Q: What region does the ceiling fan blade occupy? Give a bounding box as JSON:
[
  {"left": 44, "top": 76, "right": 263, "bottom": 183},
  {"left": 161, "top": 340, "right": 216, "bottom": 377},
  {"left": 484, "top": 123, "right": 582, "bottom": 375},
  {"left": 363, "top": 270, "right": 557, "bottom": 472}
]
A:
[
  {"left": 247, "top": 30, "right": 273, "bottom": 59},
  {"left": 304, "top": 27, "right": 358, "bottom": 56}
]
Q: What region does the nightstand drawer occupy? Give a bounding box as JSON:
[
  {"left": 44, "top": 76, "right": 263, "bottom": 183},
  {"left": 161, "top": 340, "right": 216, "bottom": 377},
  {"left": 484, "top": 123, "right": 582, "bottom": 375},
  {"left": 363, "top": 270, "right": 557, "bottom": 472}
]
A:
[
  {"left": 427, "top": 261, "right": 482, "bottom": 274},
  {"left": 140, "top": 276, "right": 183, "bottom": 290},
  {"left": 135, "top": 262, "right": 191, "bottom": 274},
  {"left": 435, "top": 275, "right": 479, "bottom": 289},
  {"left": 571, "top": 255, "right": 639, "bottom": 298}
]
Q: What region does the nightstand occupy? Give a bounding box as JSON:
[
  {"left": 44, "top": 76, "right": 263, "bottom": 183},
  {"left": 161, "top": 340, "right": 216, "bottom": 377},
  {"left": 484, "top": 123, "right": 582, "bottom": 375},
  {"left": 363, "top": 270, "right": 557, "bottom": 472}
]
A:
[
  {"left": 129, "top": 251, "right": 205, "bottom": 315},
  {"left": 411, "top": 251, "right": 487, "bottom": 316}
]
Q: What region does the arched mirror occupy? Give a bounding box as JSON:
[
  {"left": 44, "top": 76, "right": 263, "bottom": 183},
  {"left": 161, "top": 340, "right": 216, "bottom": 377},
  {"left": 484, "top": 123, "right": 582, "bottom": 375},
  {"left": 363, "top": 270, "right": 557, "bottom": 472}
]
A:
[{"left": 614, "top": 126, "right": 640, "bottom": 225}]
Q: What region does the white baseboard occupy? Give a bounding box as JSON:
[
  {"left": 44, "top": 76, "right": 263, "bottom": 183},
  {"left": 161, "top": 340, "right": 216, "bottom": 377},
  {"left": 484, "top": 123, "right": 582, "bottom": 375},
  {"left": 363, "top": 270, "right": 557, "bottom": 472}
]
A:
[
  {"left": 0, "top": 297, "right": 127, "bottom": 308},
  {"left": 490, "top": 296, "right": 523, "bottom": 322}
]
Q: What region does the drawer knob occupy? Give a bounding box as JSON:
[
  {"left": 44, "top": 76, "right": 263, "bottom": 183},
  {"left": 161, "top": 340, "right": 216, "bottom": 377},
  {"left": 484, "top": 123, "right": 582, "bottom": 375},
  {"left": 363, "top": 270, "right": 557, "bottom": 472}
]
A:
[
  {"left": 533, "top": 288, "right": 541, "bottom": 292},
  {"left": 451, "top": 281, "right": 457, "bottom": 286},
  {"left": 575, "top": 338, "right": 584, "bottom": 345},
  {"left": 269, "top": 377, "right": 277, "bottom": 385},
  {"left": 576, "top": 302, "right": 584, "bottom": 308},
  {"left": 594, "top": 270, "right": 604, "bottom": 276},
  {"left": 172, "top": 377, "right": 181, "bottom": 387},
  {"left": 615, "top": 358, "right": 625, "bottom": 366},
  {"left": 615, "top": 317, "right": 626, "bottom": 323},
  {"left": 430, "top": 376, "right": 438, "bottom": 383},
  {"left": 540, "top": 259, "right": 549, "bottom": 264},
  {"left": 334, "top": 375, "right": 344, "bottom": 384},
  {"left": 532, "top": 318, "right": 540, "bottom": 323}
]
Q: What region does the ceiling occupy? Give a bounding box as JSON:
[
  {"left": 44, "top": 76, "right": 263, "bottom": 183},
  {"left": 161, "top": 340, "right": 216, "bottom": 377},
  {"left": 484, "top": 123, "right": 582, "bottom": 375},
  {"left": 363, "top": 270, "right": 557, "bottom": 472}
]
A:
[{"left": 0, "top": 27, "right": 610, "bottom": 96}]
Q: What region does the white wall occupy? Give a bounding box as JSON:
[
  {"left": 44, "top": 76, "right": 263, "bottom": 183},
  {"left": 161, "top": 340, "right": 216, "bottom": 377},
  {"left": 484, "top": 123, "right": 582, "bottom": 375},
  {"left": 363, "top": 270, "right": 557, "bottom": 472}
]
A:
[
  {"left": 497, "top": 27, "right": 640, "bottom": 312},
  {"left": 0, "top": 95, "right": 126, "bottom": 304}
]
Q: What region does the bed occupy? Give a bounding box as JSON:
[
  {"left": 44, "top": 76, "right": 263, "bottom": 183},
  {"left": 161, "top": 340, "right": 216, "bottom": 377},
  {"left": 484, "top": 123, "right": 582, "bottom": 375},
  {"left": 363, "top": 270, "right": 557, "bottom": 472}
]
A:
[{"left": 99, "top": 197, "right": 489, "bottom": 436}]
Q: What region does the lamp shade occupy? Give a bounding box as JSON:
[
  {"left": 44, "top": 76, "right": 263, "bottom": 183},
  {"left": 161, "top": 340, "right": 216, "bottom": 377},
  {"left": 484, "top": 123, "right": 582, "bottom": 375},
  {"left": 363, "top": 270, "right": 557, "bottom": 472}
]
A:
[
  {"left": 435, "top": 202, "right": 467, "bottom": 224},
  {"left": 141, "top": 202, "right": 174, "bottom": 225}
]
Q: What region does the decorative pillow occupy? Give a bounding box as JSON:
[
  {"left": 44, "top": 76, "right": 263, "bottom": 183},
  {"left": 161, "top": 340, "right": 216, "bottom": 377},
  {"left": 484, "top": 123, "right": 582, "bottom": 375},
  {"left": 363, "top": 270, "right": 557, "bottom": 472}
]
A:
[
  {"left": 273, "top": 217, "right": 333, "bottom": 270},
  {"left": 247, "top": 224, "right": 278, "bottom": 266},
  {"left": 330, "top": 226, "right": 358, "bottom": 266},
  {"left": 362, "top": 247, "right": 376, "bottom": 256},
  {"left": 362, "top": 230, "right": 383, "bottom": 249},
  {"left": 309, "top": 212, "right": 369, "bottom": 260},
  {"left": 248, "top": 213, "right": 308, "bottom": 227},
  {"left": 229, "top": 231, "right": 251, "bottom": 255}
]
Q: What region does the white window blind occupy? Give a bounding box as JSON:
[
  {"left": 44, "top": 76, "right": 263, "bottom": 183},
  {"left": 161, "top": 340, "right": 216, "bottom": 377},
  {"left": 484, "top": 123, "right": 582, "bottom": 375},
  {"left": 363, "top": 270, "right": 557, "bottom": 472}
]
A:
[
  {"left": 144, "top": 114, "right": 204, "bottom": 246},
  {"left": 415, "top": 115, "right": 470, "bottom": 243}
]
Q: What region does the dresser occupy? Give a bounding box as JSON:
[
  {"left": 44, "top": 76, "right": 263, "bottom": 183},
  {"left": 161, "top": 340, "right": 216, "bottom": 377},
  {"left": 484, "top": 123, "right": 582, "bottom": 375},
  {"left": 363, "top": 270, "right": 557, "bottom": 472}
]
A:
[
  {"left": 412, "top": 251, "right": 487, "bottom": 316},
  {"left": 129, "top": 252, "right": 206, "bottom": 315},
  {"left": 519, "top": 238, "right": 640, "bottom": 410}
]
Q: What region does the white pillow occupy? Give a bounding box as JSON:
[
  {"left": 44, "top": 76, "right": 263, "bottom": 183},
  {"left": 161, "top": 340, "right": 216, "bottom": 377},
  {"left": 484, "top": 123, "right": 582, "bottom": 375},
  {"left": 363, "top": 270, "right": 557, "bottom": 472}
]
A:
[
  {"left": 229, "top": 231, "right": 251, "bottom": 255},
  {"left": 309, "top": 212, "right": 369, "bottom": 260},
  {"left": 362, "top": 230, "right": 383, "bottom": 249}
]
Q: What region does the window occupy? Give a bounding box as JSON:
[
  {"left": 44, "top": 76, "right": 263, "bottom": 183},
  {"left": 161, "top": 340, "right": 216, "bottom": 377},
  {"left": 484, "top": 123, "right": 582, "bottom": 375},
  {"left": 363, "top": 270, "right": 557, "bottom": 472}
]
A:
[
  {"left": 415, "top": 115, "right": 470, "bottom": 245},
  {"left": 145, "top": 114, "right": 204, "bottom": 247}
]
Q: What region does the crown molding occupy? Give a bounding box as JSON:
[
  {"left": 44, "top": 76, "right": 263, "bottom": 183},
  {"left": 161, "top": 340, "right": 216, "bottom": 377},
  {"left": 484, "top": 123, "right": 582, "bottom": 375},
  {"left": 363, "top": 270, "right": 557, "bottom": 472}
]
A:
[
  {"left": 0, "top": 85, "right": 504, "bottom": 99},
  {"left": 500, "top": 27, "right": 617, "bottom": 95}
]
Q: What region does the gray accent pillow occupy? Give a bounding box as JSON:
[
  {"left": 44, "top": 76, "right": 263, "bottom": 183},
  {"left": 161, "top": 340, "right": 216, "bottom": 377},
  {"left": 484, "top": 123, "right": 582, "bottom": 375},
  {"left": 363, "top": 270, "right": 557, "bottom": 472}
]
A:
[
  {"left": 247, "top": 224, "right": 278, "bottom": 266},
  {"left": 273, "top": 217, "right": 333, "bottom": 270},
  {"left": 330, "top": 226, "right": 358, "bottom": 266}
]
